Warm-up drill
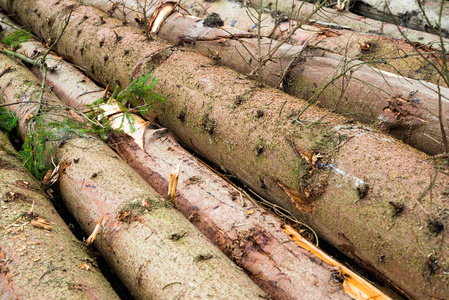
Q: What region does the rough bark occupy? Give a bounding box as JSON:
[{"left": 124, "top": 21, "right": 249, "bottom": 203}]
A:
[
  {"left": 239, "top": 0, "right": 449, "bottom": 46},
  {"left": 0, "top": 12, "right": 104, "bottom": 109},
  {"left": 3, "top": 0, "right": 448, "bottom": 299},
  {"left": 81, "top": 0, "right": 305, "bottom": 86},
  {"left": 180, "top": 0, "right": 447, "bottom": 85},
  {"left": 107, "top": 126, "right": 385, "bottom": 300},
  {"left": 0, "top": 131, "right": 120, "bottom": 299},
  {"left": 351, "top": 0, "right": 449, "bottom": 38},
  {"left": 147, "top": 50, "right": 449, "bottom": 300},
  {"left": 0, "top": 53, "right": 268, "bottom": 299},
  {"left": 73, "top": 0, "right": 449, "bottom": 155},
  {"left": 0, "top": 17, "right": 386, "bottom": 298}
]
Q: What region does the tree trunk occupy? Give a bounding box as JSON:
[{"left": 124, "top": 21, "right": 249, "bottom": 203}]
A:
[
  {"left": 78, "top": 0, "right": 449, "bottom": 155},
  {"left": 0, "top": 53, "right": 268, "bottom": 299},
  {"left": 2, "top": 1, "right": 448, "bottom": 299},
  {"left": 179, "top": 0, "right": 447, "bottom": 86},
  {"left": 107, "top": 126, "right": 385, "bottom": 300},
  {"left": 0, "top": 15, "right": 387, "bottom": 298},
  {"left": 0, "top": 11, "right": 105, "bottom": 109},
  {"left": 236, "top": 0, "right": 449, "bottom": 46},
  {"left": 0, "top": 131, "right": 120, "bottom": 299},
  {"left": 351, "top": 0, "right": 449, "bottom": 38}
]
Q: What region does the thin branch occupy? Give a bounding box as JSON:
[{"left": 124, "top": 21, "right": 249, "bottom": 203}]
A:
[
  {"left": 0, "top": 49, "right": 44, "bottom": 67},
  {"left": 437, "top": 82, "right": 449, "bottom": 153}
]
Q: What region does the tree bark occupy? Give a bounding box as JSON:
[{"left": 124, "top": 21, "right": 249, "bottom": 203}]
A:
[
  {"left": 0, "top": 11, "right": 105, "bottom": 109},
  {"left": 0, "top": 53, "right": 268, "bottom": 299},
  {"left": 0, "top": 131, "right": 120, "bottom": 299},
  {"left": 79, "top": 0, "right": 449, "bottom": 155},
  {"left": 107, "top": 126, "right": 386, "bottom": 300},
  {"left": 2, "top": 1, "right": 448, "bottom": 299},
  {"left": 0, "top": 16, "right": 386, "bottom": 298},
  {"left": 179, "top": 0, "right": 447, "bottom": 85},
  {"left": 236, "top": 0, "right": 449, "bottom": 45},
  {"left": 351, "top": 0, "right": 449, "bottom": 38}
]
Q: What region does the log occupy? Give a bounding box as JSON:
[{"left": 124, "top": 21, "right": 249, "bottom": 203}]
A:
[
  {"left": 77, "top": 0, "right": 449, "bottom": 155},
  {"left": 0, "top": 17, "right": 386, "bottom": 298},
  {"left": 233, "top": 0, "right": 449, "bottom": 46},
  {"left": 107, "top": 125, "right": 386, "bottom": 299},
  {"left": 3, "top": 0, "right": 448, "bottom": 298},
  {"left": 0, "top": 12, "right": 104, "bottom": 109},
  {"left": 0, "top": 131, "right": 120, "bottom": 299},
  {"left": 351, "top": 0, "right": 449, "bottom": 38},
  {"left": 0, "top": 53, "right": 268, "bottom": 299},
  {"left": 180, "top": 0, "right": 446, "bottom": 84}
]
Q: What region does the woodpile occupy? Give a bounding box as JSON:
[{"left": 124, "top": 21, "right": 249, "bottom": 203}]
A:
[{"left": 0, "top": 0, "right": 448, "bottom": 299}]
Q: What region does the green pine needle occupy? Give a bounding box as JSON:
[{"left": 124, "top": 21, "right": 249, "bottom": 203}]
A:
[
  {"left": 1, "top": 29, "right": 32, "bottom": 49},
  {"left": 0, "top": 107, "right": 18, "bottom": 132}
]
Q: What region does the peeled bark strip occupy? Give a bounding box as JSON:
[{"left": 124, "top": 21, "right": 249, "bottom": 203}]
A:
[
  {"left": 69, "top": 0, "right": 449, "bottom": 155},
  {"left": 0, "top": 54, "right": 268, "bottom": 299},
  {"left": 3, "top": 1, "right": 448, "bottom": 298},
  {"left": 0, "top": 131, "right": 119, "bottom": 299},
  {"left": 107, "top": 126, "right": 387, "bottom": 300}
]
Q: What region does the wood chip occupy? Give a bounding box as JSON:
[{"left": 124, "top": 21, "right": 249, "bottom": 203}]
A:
[{"left": 30, "top": 219, "right": 52, "bottom": 230}]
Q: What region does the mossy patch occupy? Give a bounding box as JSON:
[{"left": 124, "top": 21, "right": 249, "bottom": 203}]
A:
[
  {"left": 199, "top": 113, "right": 216, "bottom": 134},
  {"left": 254, "top": 138, "right": 266, "bottom": 156},
  {"left": 427, "top": 218, "right": 444, "bottom": 236},
  {"left": 118, "top": 196, "right": 165, "bottom": 216},
  {"left": 193, "top": 253, "right": 213, "bottom": 262},
  {"left": 169, "top": 232, "right": 186, "bottom": 241},
  {"left": 389, "top": 201, "right": 405, "bottom": 217}
]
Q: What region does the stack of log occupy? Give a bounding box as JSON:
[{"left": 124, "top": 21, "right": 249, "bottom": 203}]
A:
[{"left": 0, "top": 0, "right": 448, "bottom": 299}]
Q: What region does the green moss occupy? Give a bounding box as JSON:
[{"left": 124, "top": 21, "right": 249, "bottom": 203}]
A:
[
  {"left": 199, "top": 113, "right": 216, "bottom": 134},
  {"left": 118, "top": 196, "right": 162, "bottom": 214},
  {"left": 193, "top": 253, "right": 213, "bottom": 262},
  {"left": 254, "top": 138, "right": 266, "bottom": 156}
]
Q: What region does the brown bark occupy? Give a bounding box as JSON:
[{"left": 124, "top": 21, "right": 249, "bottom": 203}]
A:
[
  {"left": 0, "top": 12, "right": 104, "bottom": 109},
  {"left": 2, "top": 0, "right": 448, "bottom": 298},
  {"left": 0, "top": 16, "right": 385, "bottom": 298},
  {"left": 107, "top": 126, "right": 386, "bottom": 300},
  {"left": 0, "top": 131, "right": 120, "bottom": 299},
  {"left": 79, "top": 0, "right": 449, "bottom": 155},
  {"left": 0, "top": 53, "right": 268, "bottom": 299},
  {"left": 350, "top": 0, "right": 449, "bottom": 38}
]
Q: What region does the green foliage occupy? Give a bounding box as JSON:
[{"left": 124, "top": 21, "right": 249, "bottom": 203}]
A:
[
  {"left": 0, "top": 107, "right": 18, "bottom": 132},
  {"left": 92, "top": 73, "right": 164, "bottom": 135},
  {"left": 1, "top": 29, "right": 31, "bottom": 49},
  {"left": 18, "top": 118, "right": 54, "bottom": 180},
  {"left": 114, "top": 73, "right": 165, "bottom": 116},
  {"left": 17, "top": 73, "right": 163, "bottom": 180}
]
